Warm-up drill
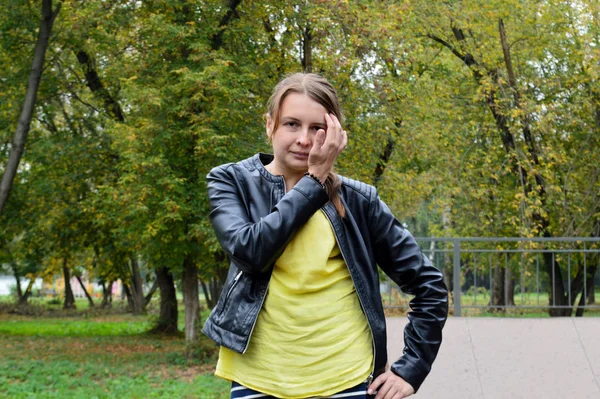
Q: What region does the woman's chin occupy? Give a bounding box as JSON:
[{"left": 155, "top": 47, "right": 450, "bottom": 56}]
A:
[
  {"left": 290, "top": 153, "right": 309, "bottom": 162},
  {"left": 285, "top": 157, "right": 309, "bottom": 170}
]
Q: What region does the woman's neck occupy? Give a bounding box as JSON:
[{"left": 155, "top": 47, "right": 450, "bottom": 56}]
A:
[{"left": 264, "top": 161, "right": 304, "bottom": 192}]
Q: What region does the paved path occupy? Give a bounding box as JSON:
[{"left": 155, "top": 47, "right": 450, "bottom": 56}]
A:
[{"left": 386, "top": 318, "right": 600, "bottom": 399}]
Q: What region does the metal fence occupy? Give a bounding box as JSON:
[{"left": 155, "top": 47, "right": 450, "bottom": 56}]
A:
[{"left": 382, "top": 237, "right": 600, "bottom": 316}]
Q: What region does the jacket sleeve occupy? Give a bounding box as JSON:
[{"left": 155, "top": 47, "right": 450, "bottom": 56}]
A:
[
  {"left": 368, "top": 191, "right": 448, "bottom": 392},
  {"left": 207, "top": 164, "right": 329, "bottom": 274}
]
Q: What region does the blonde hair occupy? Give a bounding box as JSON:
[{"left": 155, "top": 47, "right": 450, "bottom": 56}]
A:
[{"left": 266, "top": 73, "right": 345, "bottom": 217}]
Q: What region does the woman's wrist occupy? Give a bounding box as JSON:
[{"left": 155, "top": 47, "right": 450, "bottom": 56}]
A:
[
  {"left": 304, "top": 171, "right": 326, "bottom": 189},
  {"left": 307, "top": 169, "right": 329, "bottom": 184}
]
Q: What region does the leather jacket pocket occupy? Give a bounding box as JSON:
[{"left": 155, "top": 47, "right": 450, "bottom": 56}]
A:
[{"left": 217, "top": 270, "right": 243, "bottom": 317}]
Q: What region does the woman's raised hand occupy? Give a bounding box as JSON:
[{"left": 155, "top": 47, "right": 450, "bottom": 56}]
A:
[{"left": 307, "top": 113, "right": 347, "bottom": 183}]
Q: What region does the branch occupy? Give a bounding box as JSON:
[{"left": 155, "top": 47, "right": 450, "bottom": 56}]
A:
[
  {"left": 50, "top": 2, "right": 61, "bottom": 25},
  {"left": 75, "top": 50, "right": 125, "bottom": 122},
  {"left": 426, "top": 33, "right": 482, "bottom": 79},
  {"left": 37, "top": 113, "right": 58, "bottom": 134},
  {"left": 211, "top": 0, "right": 242, "bottom": 50},
  {"left": 56, "top": 94, "right": 77, "bottom": 135},
  {"left": 54, "top": 58, "right": 102, "bottom": 115},
  {"left": 499, "top": 19, "right": 517, "bottom": 89},
  {"left": 499, "top": 19, "right": 541, "bottom": 172},
  {"left": 373, "top": 136, "right": 395, "bottom": 188},
  {"left": 426, "top": 34, "right": 465, "bottom": 62}
]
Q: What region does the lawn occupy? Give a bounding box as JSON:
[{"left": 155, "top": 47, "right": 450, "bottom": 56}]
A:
[
  {"left": 2, "top": 287, "right": 599, "bottom": 399},
  {"left": 0, "top": 304, "right": 230, "bottom": 399}
]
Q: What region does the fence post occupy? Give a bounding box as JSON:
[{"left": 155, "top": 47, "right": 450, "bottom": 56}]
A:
[{"left": 453, "top": 239, "right": 461, "bottom": 317}]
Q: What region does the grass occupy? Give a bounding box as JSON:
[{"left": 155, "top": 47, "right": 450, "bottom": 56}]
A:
[
  {"left": 0, "top": 315, "right": 151, "bottom": 336},
  {"left": 2, "top": 287, "right": 598, "bottom": 398},
  {"left": 0, "top": 303, "right": 230, "bottom": 399}
]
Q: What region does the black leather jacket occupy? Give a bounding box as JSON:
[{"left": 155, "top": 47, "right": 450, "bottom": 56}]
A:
[{"left": 202, "top": 153, "right": 448, "bottom": 392}]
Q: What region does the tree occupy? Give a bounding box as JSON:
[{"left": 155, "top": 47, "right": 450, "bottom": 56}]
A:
[
  {"left": 0, "top": 0, "right": 60, "bottom": 216},
  {"left": 408, "top": 0, "right": 600, "bottom": 315}
]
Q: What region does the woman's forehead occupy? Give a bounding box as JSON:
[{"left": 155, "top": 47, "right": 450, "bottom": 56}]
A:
[{"left": 279, "top": 93, "right": 327, "bottom": 120}]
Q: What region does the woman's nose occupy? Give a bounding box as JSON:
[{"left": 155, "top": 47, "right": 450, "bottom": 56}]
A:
[{"left": 296, "top": 129, "right": 312, "bottom": 146}]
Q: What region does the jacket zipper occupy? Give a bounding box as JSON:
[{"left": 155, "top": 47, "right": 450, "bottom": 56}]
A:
[
  {"left": 242, "top": 280, "right": 270, "bottom": 354},
  {"left": 322, "top": 206, "right": 377, "bottom": 380},
  {"left": 227, "top": 270, "right": 243, "bottom": 298},
  {"left": 218, "top": 270, "right": 243, "bottom": 317},
  {"left": 242, "top": 177, "right": 285, "bottom": 353}
]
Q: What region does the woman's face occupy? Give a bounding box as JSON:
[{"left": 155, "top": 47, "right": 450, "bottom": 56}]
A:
[{"left": 266, "top": 92, "right": 328, "bottom": 177}]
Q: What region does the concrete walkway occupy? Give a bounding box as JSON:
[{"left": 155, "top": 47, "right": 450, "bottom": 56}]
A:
[{"left": 386, "top": 318, "right": 600, "bottom": 399}]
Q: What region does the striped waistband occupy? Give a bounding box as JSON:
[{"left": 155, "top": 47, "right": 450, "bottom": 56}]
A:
[{"left": 230, "top": 381, "right": 374, "bottom": 399}]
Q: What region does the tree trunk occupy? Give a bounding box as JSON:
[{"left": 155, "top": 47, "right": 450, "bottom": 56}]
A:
[
  {"left": 576, "top": 264, "right": 598, "bottom": 317},
  {"left": 200, "top": 280, "right": 214, "bottom": 308},
  {"left": 14, "top": 271, "right": 23, "bottom": 300},
  {"left": 182, "top": 257, "right": 201, "bottom": 354},
  {"left": 201, "top": 252, "right": 228, "bottom": 308},
  {"left": 490, "top": 261, "right": 505, "bottom": 312},
  {"left": 63, "top": 259, "right": 76, "bottom": 309},
  {"left": 144, "top": 280, "right": 158, "bottom": 307},
  {"left": 506, "top": 268, "right": 516, "bottom": 307},
  {"left": 150, "top": 266, "right": 179, "bottom": 334},
  {"left": 75, "top": 275, "right": 94, "bottom": 307},
  {"left": 442, "top": 256, "right": 453, "bottom": 304},
  {"left": 201, "top": 275, "right": 227, "bottom": 309},
  {"left": 0, "top": 0, "right": 61, "bottom": 215},
  {"left": 8, "top": 257, "right": 24, "bottom": 300},
  {"left": 17, "top": 278, "right": 35, "bottom": 306},
  {"left": 373, "top": 137, "right": 395, "bottom": 189},
  {"left": 122, "top": 282, "right": 134, "bottom": 311},
  {"left": 543, "top": 252, "right": 571, "bottom": 317},
  {"left": 129, "top": 257, "right": 145, "bottom": 314},
  {"left": 210, "top": 0, "right": 242, "bottom": 50},
  {"left": 210, "top": 277, "right": 224, "bottom": 308},
  {"left": 302, "top": 25, "right": 312, "bottom": 72},
  {"left": 440, "top": 209, "right": 453, "bottom": 303},
  {"left": 100, "top": 281, "right": 113, "bottom": 308}
]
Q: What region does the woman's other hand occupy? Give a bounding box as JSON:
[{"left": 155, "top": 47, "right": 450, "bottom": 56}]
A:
[{"left": 368, "top": 371, "right": 415, "bottom": 399}]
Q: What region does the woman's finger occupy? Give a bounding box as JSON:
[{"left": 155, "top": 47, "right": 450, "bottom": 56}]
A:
[
  {"left": 341, "top": 130, "right": 348, "bottom": 151},
  {"left": 373, "top": 376, "right": 393, "bottom": 399},
  {"left": 323, "top": 113, "right": 337, "bottom": 147},
  {"left": 331, "top": 114, "right": 344, "bottom": 146},
  {"left": 330, "top": 113, "right": 342, "bottom": 130},
  {"left": 312, "top": 129, "right": 326, "bottom": 152},
  {"left": 334, "top": 116, "right": 347, "bottom": 150},
  {"left": 326, "top": 113, "right": 344, "bottom": 151}
]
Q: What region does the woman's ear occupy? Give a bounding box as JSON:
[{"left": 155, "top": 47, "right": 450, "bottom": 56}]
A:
[{"left": 265, "top": 114, "right": 273, "bottom": 139}]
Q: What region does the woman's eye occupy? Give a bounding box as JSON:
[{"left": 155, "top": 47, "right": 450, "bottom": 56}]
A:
[{"left": 284, "top": 122, "right": 297, "bottom": 128}]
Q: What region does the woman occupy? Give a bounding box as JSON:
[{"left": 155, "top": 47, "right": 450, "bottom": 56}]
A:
[{"left": 203, "top": 73, "right": 448, "bottom": 399}]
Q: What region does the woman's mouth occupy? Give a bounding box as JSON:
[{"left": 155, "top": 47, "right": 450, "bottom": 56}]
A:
[{"left": 291, "top": 151, "right": 309, "bottom": 159}]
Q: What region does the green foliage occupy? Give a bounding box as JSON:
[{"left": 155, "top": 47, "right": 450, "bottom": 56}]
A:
[{"left": 1, "top": 1, "right": 599, "bottom": 315}]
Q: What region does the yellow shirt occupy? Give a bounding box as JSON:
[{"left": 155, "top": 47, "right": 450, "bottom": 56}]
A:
[{"left": 216, "top": 210, "right": 373, "bottom": 398}]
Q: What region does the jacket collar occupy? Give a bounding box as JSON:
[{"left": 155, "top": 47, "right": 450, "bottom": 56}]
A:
[{"left": 251, "top": 153, "right": 283, "bottom": 183}]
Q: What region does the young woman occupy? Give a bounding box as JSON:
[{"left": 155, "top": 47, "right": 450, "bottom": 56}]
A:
[{"left": 203, "top": 73, "right": 448, "bottom": 399}]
